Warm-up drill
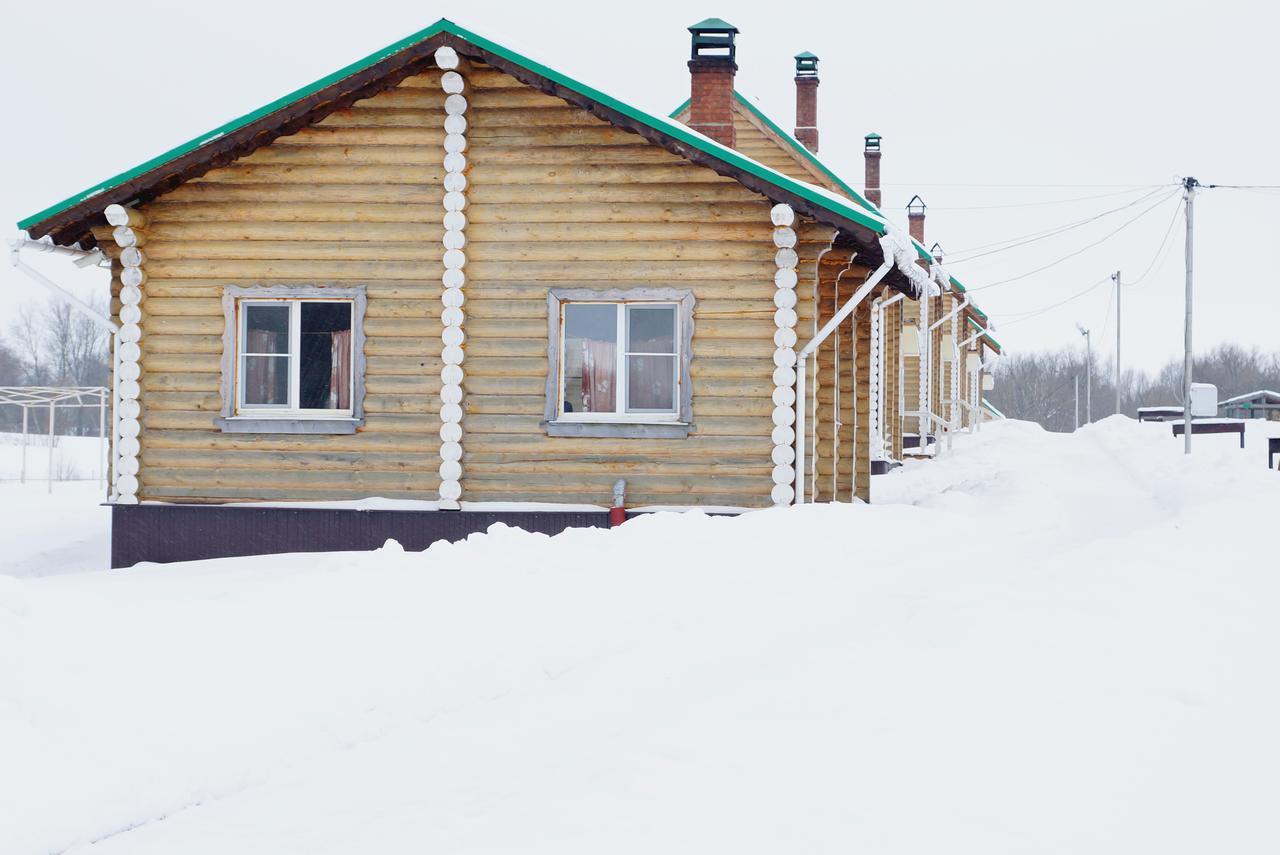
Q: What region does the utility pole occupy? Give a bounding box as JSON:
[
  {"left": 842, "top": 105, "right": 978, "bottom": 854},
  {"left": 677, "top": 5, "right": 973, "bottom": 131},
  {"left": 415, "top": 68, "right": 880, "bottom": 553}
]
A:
[
  {"left": 1182, "top": 177, "right": 1198, "bottom": 454},
  {"left": 1112, "top": 271, "right": 1121, "bottom": 417},
  {"left": 1074, "top": 375, "right": 1080, "bottom": 431},
  {"left": 1077, "top": 323, "right": 1092, "bottom": 424}
]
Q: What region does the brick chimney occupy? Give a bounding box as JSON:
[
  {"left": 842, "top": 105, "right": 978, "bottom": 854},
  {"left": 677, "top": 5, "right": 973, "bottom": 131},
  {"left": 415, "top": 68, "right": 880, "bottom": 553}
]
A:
[
  {"left": 907, "top": 195, "right": 926, "bottom": 243},
  {"left": 687, "top": 18, "right": 738, "bottom": 148},
  {"left": 864, "top": 133, "right": 882, "bottom": 208},
  {"left": 793, "top": 52, "right": 819, "bottom": 153}
]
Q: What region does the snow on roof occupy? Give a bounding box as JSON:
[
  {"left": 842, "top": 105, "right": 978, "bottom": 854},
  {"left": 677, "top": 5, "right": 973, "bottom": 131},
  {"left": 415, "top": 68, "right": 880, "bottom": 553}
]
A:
[{"left": 1218, "top": 390, "right": 1280, "bottom": 406}]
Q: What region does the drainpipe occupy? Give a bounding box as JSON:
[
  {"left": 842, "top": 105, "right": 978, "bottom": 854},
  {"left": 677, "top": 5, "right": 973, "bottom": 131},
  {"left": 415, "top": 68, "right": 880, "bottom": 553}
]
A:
[
  {"left": 793, "top": 238, "right": 896, "bottom": 505},
  {"left": 10, "top": 239, "right": 115, "bottom": 333},
  {"left": 609, "top": 479, "right": 627, "bottom": 527},
  {"left": 870, "top": 290, "right": 906, "bottom": 466}
]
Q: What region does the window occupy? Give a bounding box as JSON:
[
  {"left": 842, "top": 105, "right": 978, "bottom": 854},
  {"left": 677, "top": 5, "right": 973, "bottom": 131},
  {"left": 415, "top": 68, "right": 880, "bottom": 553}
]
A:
[
  {"left": 218, "top": 286, "right": 366, "bottom": 434},
  {"left": 545, "top": 289, "right": 694, "bottom": 438}
]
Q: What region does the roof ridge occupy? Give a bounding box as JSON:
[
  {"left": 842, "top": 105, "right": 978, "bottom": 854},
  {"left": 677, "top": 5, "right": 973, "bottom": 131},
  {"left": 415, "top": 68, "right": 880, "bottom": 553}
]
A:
[
  {"left": 669, "top": 89, "right": 989, "bottom": 312},
  {"left": 20, "top": 19, "right": 897, "bottom": 249}
]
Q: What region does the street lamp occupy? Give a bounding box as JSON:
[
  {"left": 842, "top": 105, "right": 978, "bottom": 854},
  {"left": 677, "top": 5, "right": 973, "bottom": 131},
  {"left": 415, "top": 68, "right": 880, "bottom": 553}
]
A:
[{"left": 1077, "top": 323, "right": 1092, "bottom": 425}]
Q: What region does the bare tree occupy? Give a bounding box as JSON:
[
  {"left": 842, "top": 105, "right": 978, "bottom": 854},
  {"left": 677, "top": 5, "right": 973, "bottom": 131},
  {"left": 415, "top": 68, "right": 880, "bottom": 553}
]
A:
[
  {"left": 2, "top": 298, "right": 110, "bottom": 435},
  {"left": 990, "top": 344, "right": 1280, "bottom": 431}
]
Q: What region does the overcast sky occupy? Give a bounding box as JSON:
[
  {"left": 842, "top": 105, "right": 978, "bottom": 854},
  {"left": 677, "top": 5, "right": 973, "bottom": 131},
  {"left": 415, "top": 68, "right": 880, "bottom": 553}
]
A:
[{"left": 4, "top": 0, "right": 1276, "bottom": 373}]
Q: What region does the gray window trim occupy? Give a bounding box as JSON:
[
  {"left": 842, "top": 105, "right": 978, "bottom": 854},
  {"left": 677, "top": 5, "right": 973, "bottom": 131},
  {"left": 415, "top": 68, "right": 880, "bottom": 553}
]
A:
[
  {"left": 217, "top": 284, "right": 367, "bottom": 435},
  {"left": 544, "top": 287, "right": 695, "bottom": 439}
]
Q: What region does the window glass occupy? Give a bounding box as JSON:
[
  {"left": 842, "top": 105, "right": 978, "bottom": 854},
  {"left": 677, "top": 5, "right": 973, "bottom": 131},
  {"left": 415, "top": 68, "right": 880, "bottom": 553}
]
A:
[
  {"left": 562, "top": 304, "right": 617, "bottom": 414},
  {"left": 242, "top": 304, "right": 290, "bottom": 406},
  {"left": 300, "top": 302, "right": 353, "bottom": 410},
  {"left": 627, "top": 306, "right": 676, "bottom": 353},
  {"left": 626, "top": 354, "right": 676, "bottom": 412},
  {"left": 625, "top": 305, "right": 677, "bottom": 413},
  {"left": 244, "top": 304, "right": 289, "bottom": 353}
]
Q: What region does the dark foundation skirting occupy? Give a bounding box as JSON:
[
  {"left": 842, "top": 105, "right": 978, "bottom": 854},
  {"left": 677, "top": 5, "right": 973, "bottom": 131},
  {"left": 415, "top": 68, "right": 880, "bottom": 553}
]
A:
[{"left": 111, "top": 504, "right": 613, "bottom": 568}]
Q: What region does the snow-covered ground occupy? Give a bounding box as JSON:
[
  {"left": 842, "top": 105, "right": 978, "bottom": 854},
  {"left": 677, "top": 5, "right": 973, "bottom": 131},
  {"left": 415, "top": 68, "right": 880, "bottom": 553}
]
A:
[
  {"left": 2, "top": 417, "right": 1279, "bottom": 854},
  {"left": 0, "top": 433, "right": 110, "bottom": 578},
  {"left": 0, "top": 430, "right": 108, "bottom": 482}
]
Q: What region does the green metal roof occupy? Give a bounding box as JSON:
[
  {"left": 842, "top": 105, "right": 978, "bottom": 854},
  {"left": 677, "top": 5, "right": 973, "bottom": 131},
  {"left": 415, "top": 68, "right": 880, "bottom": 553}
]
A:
[
  {"left": 668, "top": 92, "right": 991, "bottom": 304},
  {"left": 21, "top": 18, "right": 893, "bottom": 241},
  {"left": 794, "top": 51, "right": 818, "bottom": 59},
  {"left": 967, "top": 316, "right": 1002, "bottom": 351},
  {"left": 983, "top": 400, "right": 1005, "bottom": 418},
  {"left": 669, "top": 91, "right": 877, "bottom": 210}
]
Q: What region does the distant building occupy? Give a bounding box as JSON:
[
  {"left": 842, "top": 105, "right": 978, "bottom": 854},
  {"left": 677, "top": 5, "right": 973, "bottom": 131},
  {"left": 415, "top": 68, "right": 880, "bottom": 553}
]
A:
[{"left": 1218, "top": 390, "right": 1280, "bottom": 421}]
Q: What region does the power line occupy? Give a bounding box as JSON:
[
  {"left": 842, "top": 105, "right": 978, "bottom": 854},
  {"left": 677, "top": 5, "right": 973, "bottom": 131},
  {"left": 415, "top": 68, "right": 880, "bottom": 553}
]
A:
[
  {"left": 994, "top": 277, "right": 1111, "bottom": 327},
  {"left": 924, "top": 186, "right": 1165, "bottom": 212},
  {"left": 879, "top": 182, "right": 1171, "bottom": 189},
  {"left": 1123, "top": 195, "right": 1185, "bottom": 288},
  {"left": 959, "top": 188, "right": 1183, "bottom": 292},
  {"left": 946, "top": 187, "right": 1171, "bottom": 261}
]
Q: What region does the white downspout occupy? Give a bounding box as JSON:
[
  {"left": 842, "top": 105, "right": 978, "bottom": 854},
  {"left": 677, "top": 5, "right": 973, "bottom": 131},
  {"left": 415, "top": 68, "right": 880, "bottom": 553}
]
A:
[
  {"left": 927, "top": 291, "right": 968, "bottom": 453},
  {"left": 793, "top": 238, "right": 896, "bottom": 505},
  {"left": 10, "top": 239, "right": 115, "bottom": 333},
  {"left": 870, "top": 291, "right": 905, "bottom": 466}
]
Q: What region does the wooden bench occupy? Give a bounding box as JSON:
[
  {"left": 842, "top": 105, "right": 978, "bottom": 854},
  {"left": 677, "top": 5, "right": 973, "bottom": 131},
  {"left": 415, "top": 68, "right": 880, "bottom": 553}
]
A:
[
  {"left": 1138, "top": 406, "right": 1184, "bottom": 423},
  {"left": 1170, "top": 419, "right": 1246, "bottom": 449}
]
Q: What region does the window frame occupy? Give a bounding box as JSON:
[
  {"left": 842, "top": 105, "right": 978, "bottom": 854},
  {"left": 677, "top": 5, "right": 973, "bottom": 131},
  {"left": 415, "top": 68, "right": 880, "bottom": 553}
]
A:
[
  {"left": 544, "top": 288, "right": 695, "bottom": 439},
  {"left": 217, "top": 285, "right": 367, "bottom": 435}
]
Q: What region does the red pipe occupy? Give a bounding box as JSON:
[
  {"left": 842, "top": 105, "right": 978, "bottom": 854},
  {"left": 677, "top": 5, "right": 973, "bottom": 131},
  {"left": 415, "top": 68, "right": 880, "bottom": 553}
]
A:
[{"left": 609, "top": 478, "right": 626, "bottom": 527}]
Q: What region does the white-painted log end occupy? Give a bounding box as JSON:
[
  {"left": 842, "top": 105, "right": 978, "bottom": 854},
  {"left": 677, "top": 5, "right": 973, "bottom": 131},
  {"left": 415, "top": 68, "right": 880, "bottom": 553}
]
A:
[{"left": 433, "top": 46, "right": 460, "bottom": 69}]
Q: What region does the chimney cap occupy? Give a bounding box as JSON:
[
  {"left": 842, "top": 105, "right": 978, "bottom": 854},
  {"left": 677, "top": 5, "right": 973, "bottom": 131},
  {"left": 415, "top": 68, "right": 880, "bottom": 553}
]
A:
[
  {"left": 794, "top": 51, "right": 819, "bottom": 77},
  {"left": 930, "top": 242, "right": 945, "bottom": 262},
  {"left": 688, "top": 18, "right": 739, "bottom": 62},
  {"left": 864, "top": 132, "right": 882, "bottom": 151},
  {"left": 907, "top": 194, "right": 927, "bottom": 216},
  {"left": 689, "top": 17, "right": 738, "bottom": 32}
]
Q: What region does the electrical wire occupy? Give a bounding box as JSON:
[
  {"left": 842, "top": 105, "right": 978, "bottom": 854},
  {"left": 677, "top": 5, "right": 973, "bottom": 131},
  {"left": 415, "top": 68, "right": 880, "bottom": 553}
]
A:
[
  {"left": 959, "top": 189, "right": 1183, "bottom": 292},
  {"left": 924, "top": 186, "right": 1167, "bottom": 212},
  {"left": 946, "top": 187, "right": 1171, "bottom": 261},
  {"left": 994, "top": 277, "right": 1112, "bottom": 327},
  {"left": 879, "top": 182, "right": 1172, "bottom": 189},
  {"left": 1123, "top": 195, "right": 1185, "bottom": 288}
]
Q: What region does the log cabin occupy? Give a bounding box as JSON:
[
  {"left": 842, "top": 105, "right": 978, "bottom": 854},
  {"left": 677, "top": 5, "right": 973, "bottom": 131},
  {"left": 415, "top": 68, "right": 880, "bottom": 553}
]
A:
[
  {"left": 14, "top": 18, "right": 1003, "bottom": 566},
  {"left": 666, "top": 45, "right": 1002, "bottom": 468}
]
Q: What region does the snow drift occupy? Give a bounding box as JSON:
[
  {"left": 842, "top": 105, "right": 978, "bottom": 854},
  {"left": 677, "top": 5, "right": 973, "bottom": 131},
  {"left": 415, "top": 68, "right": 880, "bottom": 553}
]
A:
[{"left": 1, "top": 417, "right": 1278, "bottom": 854}]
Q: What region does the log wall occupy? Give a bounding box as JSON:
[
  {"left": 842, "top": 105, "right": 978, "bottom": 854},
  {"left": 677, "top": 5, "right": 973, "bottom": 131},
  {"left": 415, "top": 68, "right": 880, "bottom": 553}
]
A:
[{"left": 124, "top": 61, "right": 831, "bottom": 508}]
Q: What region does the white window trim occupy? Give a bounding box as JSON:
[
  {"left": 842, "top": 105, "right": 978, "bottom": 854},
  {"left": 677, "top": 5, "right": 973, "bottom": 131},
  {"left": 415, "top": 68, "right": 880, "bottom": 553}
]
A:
[
  {"left": 235, "top": 298, "right": 355, "bottom": 418},
  {"left": 544, "top": 288, "right": 694, "bottom": 439},
  {"left": 217, "top": 285, "right": 367, "bottom": 435},
  {"left": 554, "top": 302, "right": 682, "bottom": 424}
]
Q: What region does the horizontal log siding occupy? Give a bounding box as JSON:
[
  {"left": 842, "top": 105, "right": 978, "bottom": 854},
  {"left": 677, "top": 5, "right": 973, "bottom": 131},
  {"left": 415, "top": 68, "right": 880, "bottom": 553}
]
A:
[
  {"left": 901, "top": 297, "right": 921, "bottom": 442},
  {"left": 463, "top": 68, "right": 795, "bottom": 507},
  {"left": 885, "top": 300, "right": 903, "bottom": 460},
  {"left": 811, "top": 257, "right": 871, "bottom": 502},
  {"left": 131, "top": 69, "right": 449, "bottom": 502},
  {"left": 120, "top": 62, "right": 830, "bottom": 507},
  {"left": 731, "top": 114, "right": 815, "bottom": 187}
]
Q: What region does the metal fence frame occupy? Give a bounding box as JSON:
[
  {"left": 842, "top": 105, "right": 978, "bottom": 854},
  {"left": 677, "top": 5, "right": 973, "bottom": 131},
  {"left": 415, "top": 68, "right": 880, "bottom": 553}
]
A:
[{"left": 0, "top": 386, "right": 108, "bottom": 492}]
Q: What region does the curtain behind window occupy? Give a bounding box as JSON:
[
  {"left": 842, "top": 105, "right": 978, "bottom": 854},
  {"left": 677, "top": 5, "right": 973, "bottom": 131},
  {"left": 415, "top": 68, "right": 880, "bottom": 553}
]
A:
[
  {"left": 330, "top": 329, "right": 352, "bottom": 409},
  {"left": 581, "top": 339, "right": 616, "bottom": 413},
  {"left": 245, "top": 329, "right": 286, "bottom": 405}
]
